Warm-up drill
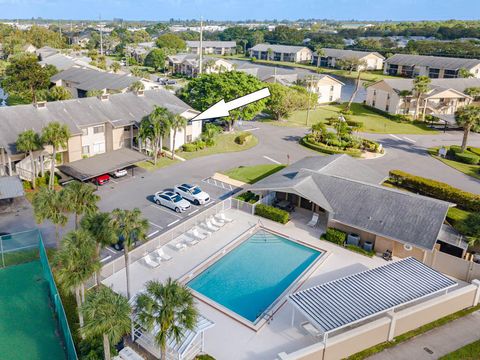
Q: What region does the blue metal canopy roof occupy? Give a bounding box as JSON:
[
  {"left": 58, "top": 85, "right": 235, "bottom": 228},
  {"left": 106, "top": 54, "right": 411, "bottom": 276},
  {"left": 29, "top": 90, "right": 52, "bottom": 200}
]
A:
[{"left": 289, "top": 257, "right": 457, "bottom": 334}]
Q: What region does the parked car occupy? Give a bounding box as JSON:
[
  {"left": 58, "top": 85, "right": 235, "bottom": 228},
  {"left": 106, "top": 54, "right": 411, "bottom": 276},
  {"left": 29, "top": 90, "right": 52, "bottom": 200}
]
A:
[
  {"left": 93, "top": 174, "right": 110, "bottom": 186},
  {"left": 174, "top": 184, "right": 210, "bottom": 205},
  {"left": 110, "top": 169, "right": 128, "bottom": 178},
  {"left": 154, "top": 191, "right": 190, "bottom": 213}
]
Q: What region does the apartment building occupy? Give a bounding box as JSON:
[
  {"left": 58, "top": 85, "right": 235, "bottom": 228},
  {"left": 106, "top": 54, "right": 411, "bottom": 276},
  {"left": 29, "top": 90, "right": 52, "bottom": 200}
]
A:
[
  {"left": 167, "top": 54, "right": 235, "bottom": 77},
  {"left": 384, "top": 54, "right": 480, "bottom": 79},
  {"left": 249, "top": 44, "right": 313, "bottom": 63},
  {"left": 185, "top": 41, "right": 237, "bottom": 55},
  {"left": 313, "top": 48, "right": 385, "bottom": 70}
]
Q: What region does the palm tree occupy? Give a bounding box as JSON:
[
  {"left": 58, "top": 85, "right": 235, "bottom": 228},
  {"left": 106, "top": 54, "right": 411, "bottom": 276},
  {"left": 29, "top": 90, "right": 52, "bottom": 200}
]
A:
[
  {"left": 267, "top": 48, "right": 273, "bottom": 61},
  {"left": 398, "top": 90, "right": 412, "bottom": 115},
  {"left": 111, "top": 61, "right": 121, "bottom": 73},
  {"left": 138, "top": 106, "right": 172, "bottom": 165},
  {"left": 455, "top": 105, "right": 480, "bottom": 152},
  {"left": 129, "top": 80, "right": 145, "bottom": 93},
  {"left": 170, "top": 115, "right": 187, "bottom": 160},
  {"left": 345, "top": 59, "right": 367, "bottom": 112},
  {"left": 135, "top": 279, "right": 198, "bottom": 360},
  {"left": 81, "top": 287, "right": 131, "bottom": 360},
  {"left": 413, "top": 76, "right": 431, "bottom": 121},
  {"left": 32, "top": 187, "right": 68, "bottom": 247},
  {"left": 458, "top": 68, "right": 474, "bottom": 78},
  {"left": 16, "top": 129, "right": 42, "bottom": 189},
  {"left": 41, "top": 122, "right": 71, "bottom": 189},
  {"left": 81, "top": 212, "right": 117, "bottom": 285},
  {"left": 48, "top": 86, "right": 72, "bottom": 101},
  {"left": 63, "top": 181, "right": 99, "bottom": 229},
  {"left": 86, "top": 89, "right": 104, "bottom": 97},
  {"left": 111, "top": 208, "right": 149, "bottom": 299},
  {"left": 54, "top": 229, "right": 100, "bottom": 330}
]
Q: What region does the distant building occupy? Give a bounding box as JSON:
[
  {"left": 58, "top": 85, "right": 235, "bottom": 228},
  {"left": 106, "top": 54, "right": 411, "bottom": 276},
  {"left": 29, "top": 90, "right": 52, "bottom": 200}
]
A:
[
  {"left": 186, "top": 41, "right": 237, "bottom": 55},
  {"left": 384, "top": 54, "right": 480, "bottom": 79},
  {"left": 167, "top": 54, "right": 234, "bottom": 77},
  {"left": 249, "top": 44, "right": 313, "bottom": 63},
  {"left": 127, "top": 42, "right": 156, "bottom": 63},
  {"left": 313, "top": 48, "right": 385, "bottom": 71}
]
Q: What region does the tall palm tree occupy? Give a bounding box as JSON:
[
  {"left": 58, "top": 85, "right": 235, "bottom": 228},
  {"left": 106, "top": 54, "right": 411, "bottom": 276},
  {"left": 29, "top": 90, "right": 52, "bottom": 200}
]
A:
[
  {"left": 413, "top": 76, "right": 431, "bottom": 121},
  {"left": 135, "top": 279, "right": 198, "bottom": 360},
  {"left": 41, "top": 121, "right": 71, "bottom": 189},
  {"left": 16, "top": 129, "right": 42, "bottom": 189},
  {"left": 54, "top": 229, "right": 100, "bottom": 330},
  {"left": 81, "top": 212, "right": 118, "bottom": 285},
  {"left": 32, "top": 187, "right": 68, "bottom": 247},
  {"left": 81, "top": 287, "right": 131, "bottom": 360},
  {"left": 138, "top": 106, "right": 172, "bottom": 165},
  {"left": 129, "top": 80, "right": 145, "bottom": 93},
  {"left": 345, "top": 59, "right": 367, "bottom": 112},
  {"left": 398, "top": 90, "right": 412, "bottom": 115},
  {"left": 455, "top": 105, "right": 480, "bottom": 152},
  {"left": 111, "top": 208, "right": 149, "bottom": 299},
  {"left": 170, "top": 115, "right": 187, "bottom": 160},
  {"left": 63, "top": 181, "right": 99, "bottom": 229}
]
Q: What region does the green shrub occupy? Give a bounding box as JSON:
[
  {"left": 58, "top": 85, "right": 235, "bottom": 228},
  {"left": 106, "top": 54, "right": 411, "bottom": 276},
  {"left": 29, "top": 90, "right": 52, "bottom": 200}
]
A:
[
  {"left": 362, "top": 138, "right": 382, "bottom": 153},
  {"left": 22, "top": 180, "right": 32, "bottom": 191},
  {"left": 340, "top": 108, "right": 353, "bottom": 115},
  {"left": 323, "top": 228, "right": 347, "bottom": 245},
  {"left": 196, "top": 355, "right": 215, "bottom": 360},
  {"left": 196, "top": 140, "right": 206, "bottom": 150},
  {"left": 182, "top": 143, "right": 198, "bottom": 152},
  {"left": 235, "top": 191, "right": 259, "bottom": 204},
  {"left": 300, "top": 136, "right": 362, "bottom": 157},
  {"left": 234, "top": 132, "right": 252, "bottom": 145},
  {"left": 468, "top": 147, "right": 480, "bottom": 157},
  {"left": 455, "top": 151, "right": 480, "bottom": 165},
  {"left": 346, "top": 120, "right": 363, "bottom": 129},
  {"left": 449, "top": 145, "right": 463, "bottom": 154},
  {"left": 205, "top": 138, "right": 215, "bottom": 147},
  {"left": 254, "top": 204, "right": 290, "bottom": 224},
  {"left": 389, "top": 170, "right": 480, "bottom": 211},
  {"left": 345, "top": 244, "right": 375, "bottom": 257}
]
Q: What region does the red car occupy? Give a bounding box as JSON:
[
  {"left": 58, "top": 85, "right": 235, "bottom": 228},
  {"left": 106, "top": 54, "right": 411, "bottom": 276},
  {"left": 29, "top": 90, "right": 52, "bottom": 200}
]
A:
[{"left": 93, "top": 174, "right": 110, "bottom": 186}]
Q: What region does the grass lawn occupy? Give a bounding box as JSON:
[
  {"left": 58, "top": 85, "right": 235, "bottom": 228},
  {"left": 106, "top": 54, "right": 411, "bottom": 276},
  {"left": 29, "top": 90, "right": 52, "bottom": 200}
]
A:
[
  {"left": 428, "top": 147, "right": 480, "bottom": 181},
  {"left": 180, "top": 132, "right": 258, "bottom": 160},
  {"left": 224, "top": 164, "right": 286, "bottom": 184},
  {"left": 264, "top": 103, "right": 437, "bottom": 134},
  {"left": 440, "top": 339, "right": 480, "bottom": 360},
  {"left": 136, "top": 157, "right": 180, "bottom": 171}
]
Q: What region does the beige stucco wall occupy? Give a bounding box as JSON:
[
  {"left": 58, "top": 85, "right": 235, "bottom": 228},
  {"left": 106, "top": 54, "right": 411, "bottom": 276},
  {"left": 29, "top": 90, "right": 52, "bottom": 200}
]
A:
[
  {"left": 361, "top": 54, "right": 384, "bottom": 71},
  {"left": 66, "top": 135, "right": 83, "bottom": 163},
  {"left": 315, "top": 78, "right": 343, "bottom": 103},
  {"left": 80, "top": 124, "right": 107, "bottom": 156},
  {"left": 328, "top": 221, "right": 376, "bottom": 244},
  {"left": 365, "top": 85, "right": 401, "bottom": 114},
  {"left": 424, "top": 249, "right": 480, "bottom": 282},
  {"left": 295, "top": 48, "right": 313, "bottom": 63}
]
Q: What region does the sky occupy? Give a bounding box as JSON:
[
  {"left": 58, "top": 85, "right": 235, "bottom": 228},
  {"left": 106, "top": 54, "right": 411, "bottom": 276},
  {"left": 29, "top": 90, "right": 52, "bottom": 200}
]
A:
[{"left": 0, "top": 0, "right": 479, "bottom": 21}]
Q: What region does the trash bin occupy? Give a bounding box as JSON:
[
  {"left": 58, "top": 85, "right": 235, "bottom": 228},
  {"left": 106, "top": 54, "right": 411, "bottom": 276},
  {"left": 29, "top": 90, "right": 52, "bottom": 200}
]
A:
[
  {"left": 363, "top": 241, "right": 373, "bottom": 252},
  {"left": 347, "top": 233, "right": 360, "bottom": 246}
]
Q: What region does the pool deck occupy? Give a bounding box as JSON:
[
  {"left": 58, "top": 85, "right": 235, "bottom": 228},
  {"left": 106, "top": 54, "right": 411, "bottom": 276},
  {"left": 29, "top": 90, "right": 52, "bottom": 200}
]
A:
[{"left": 103, "top": 209, "right": 387, "bottom": 359}]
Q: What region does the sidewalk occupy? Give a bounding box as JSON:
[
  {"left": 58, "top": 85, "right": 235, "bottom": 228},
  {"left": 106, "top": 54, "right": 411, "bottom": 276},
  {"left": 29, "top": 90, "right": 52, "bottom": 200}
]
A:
[{"left": 367, "top": 311, "right": 480, "bottom": 360}]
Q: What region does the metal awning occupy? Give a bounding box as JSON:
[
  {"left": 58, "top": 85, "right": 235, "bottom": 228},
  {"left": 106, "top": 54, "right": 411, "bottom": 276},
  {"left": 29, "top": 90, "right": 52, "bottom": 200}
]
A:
[
  {"left": 289, "top": 257, "right": 457, "bottom": 338},
  {"left": 58, "top": 148, "right": 149, "bottom": 181},
  {"left": 0, "top": 176, "right": 24, "bottom": 200}
]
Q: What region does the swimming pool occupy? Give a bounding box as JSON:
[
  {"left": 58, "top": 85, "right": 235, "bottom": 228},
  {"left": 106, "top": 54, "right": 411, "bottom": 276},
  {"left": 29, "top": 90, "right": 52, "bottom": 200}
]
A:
[{"left": 188, "top": 229, "right": 323, "bottom": 323}]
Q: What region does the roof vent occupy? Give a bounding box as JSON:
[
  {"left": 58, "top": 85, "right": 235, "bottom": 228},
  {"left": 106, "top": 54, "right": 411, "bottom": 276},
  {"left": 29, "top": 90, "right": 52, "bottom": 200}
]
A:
[
  {"left": 98, "top": 93, "right": 109, "bottom": 101},
  {"left": 34, "top": 101, "right": 47, "bottom": 109}
]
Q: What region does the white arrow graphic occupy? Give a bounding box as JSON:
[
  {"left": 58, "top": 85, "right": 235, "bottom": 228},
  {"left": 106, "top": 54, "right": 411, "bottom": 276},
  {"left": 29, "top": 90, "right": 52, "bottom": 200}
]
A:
[{"left": 192, "top": 87, "right": 271, "bottom": 121}]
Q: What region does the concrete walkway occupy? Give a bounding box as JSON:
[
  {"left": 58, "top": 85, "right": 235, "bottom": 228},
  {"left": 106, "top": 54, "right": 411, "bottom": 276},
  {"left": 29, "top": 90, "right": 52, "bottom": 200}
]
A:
[{"left": 367, "top": 310, "right": 480, "bottom": 360}]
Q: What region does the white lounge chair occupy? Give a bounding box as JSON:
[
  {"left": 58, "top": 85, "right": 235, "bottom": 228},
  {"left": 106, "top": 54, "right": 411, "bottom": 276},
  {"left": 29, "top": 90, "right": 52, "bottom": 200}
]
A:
[
  {"left": 210, "top": 216, "right": 225, "bottom": 228},
  {"left": 185, "top": 237, "right": 199, "bottom": 246},
  {"left": 144, "top": 254, "right": 161, "bottom": 268},
  {"left": 202, "top": 219, "right": 219, "bottom": 232},
  {"left": 301, "top": 321, "right": 321, "bottom": 338},
  {"left": 155, "top": 247, "right": 172, "bottom": 261},
  {"left": 215, "top": 212, "right": 233, "bottom": 223},
  {"left": 187, "top": 227, "right": 208, "bottom": 241},
  {"left": 307, "top": 213, "right": 319, "bottom": 227},
  {"left": 173, "top": 242, "right": 187, "bottom": 251}
]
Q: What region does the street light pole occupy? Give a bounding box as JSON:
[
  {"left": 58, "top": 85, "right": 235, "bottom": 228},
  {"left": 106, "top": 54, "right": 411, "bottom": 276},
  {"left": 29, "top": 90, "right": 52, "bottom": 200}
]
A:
[{"left": 306, "top": 75, "right": 313, "bottom": 126}]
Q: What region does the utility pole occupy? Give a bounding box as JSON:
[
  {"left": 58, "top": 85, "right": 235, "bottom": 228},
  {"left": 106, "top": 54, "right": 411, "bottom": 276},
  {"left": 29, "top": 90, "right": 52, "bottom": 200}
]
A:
[
  {"left": 306, "top": 75, "right": 313, "bottom": 126},
  {"left": 199, "top": 17, "right": 203, "bottom": 75}
]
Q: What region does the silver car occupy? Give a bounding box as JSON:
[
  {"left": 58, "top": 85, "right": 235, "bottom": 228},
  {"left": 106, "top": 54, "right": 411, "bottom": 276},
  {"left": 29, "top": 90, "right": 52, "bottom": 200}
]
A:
[
  {"left": 154, "top": 191, "right": 191, "bottom": 213},
  {"left": 174, "top": 184, "right": 210, "bottom": 205}
]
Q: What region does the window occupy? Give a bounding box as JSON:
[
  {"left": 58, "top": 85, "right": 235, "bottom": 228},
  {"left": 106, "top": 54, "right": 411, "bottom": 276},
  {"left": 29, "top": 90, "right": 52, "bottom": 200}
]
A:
[
  {"left": 81, "top": 128, "right": 88, "bottom": 136},
  {"left": 372, "top": 100, "right": 376, "bottom": 107},
  {"left": 82, "top": 145, "right": 89, "bottom": 155},
  {"left": 330, "top": 86, "right": 334, "bottom": 91},
  {"left": 186, "top": 135, "right": 193, "bottom": 142},
  {"left": 329, "top": 96, "right": 333, "bottom": 102},
  {"left": 92, "top": 142, "right": 105, "bottom": 154},
  {"left": 385, "top": 104, "right": 389, "bottom": 112},
  {"left": 93, "top": 125, "right": 105, "bottom": 134},
  {"left": 387, "top": 94, "right": 390, "bottom": 100},
  {"left": 373, "top": 90, "right": 377, "bottom": 96}
]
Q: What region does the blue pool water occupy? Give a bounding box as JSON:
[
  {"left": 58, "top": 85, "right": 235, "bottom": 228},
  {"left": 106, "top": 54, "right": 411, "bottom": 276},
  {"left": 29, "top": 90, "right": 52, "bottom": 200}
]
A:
[{"left": 188, "top": 230, "right": 322, "bottom": 322}]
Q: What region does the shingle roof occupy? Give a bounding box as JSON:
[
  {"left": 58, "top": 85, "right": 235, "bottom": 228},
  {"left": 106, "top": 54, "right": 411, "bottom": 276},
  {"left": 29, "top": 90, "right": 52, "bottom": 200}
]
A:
[
  {"left": 289, "top": 257, "right": 457, "bottom": 334},
  {"left": 318, "top": 48, "right": 385, "bottom": 60},
  {"left": 251, "top": 155, "right": 452, "bottom": 250},
  {"left": 39, "top": 53, "right": 96, "bottom": 71},
  {"left": 386, "top": 53, "right": 480, "bottom": 70},
  {"left": 0, "top": 176, "right": 24, "bottom": 200},
  {"left": 0, "top": 89, "right": 194, "bottom": 155},
  {"left": 51, "top": 67, "right": 141, "bottom": 91},
  {"left": 186, "top": 40, "right": 236, "bottom": 48},
  {"left": 250, "top": 43, "right": 311, "bottom": 54}
]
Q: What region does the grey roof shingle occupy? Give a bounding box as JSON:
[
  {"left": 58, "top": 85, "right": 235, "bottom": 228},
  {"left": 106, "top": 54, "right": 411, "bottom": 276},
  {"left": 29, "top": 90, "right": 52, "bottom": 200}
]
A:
[
  {"left": 0, "top": 176, "right": 24, "bottom": 200},
  {"left": 39, "top": 53, "right": 96, "bottom": 71},
  {"left": 386, "top": 53, "right": 480, "bottom": 70},
  {"left": 317, "top": 48, "right": 385, "bottom": 60},
  {"left": 186, "top": 41, "right": 236, "bottom": 48},
  {"left": 251, "top": 155, "right": 452, "bottom": 250},
  {"left": 0, "top": 89, "right": 193, "bottom": 155},
  {"left": 289, "top": 257, "right": 457, "bottom": 334},
  {"left": 51, "top": 67, "right": 142, "bottom": 91},
  {"left": 250, "top": 43, "right": 311, "bottom": 54}
]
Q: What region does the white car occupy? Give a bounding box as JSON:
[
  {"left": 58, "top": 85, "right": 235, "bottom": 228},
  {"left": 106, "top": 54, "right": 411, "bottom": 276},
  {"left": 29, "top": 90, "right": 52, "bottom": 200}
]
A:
[
  {"left": 174, "top": 184, "right": 210, "bottom": 205},
  {"left": 110, "top": 168, "right": 128, "bottom": 178},
  {"left": 154, "top": 191, "right": 191, "bottom": 213}
]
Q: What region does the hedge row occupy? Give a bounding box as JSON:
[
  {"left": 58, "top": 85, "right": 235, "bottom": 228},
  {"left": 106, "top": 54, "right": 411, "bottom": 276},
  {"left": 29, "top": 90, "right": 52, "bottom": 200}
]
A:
[
  {"left": 455, "top": 152, "right": 479, "bottom": 165},
  {"left": 235, "top": 191, "right": 259, "bottom": 204},
  {"left": 389, "top": 170, "right": 480, "bottom": 212},
  {"left": 300, "top": 136, "right": 362, "bottom": 157},
  {"left": 254, "top": 204, "right": 290, "bottom": 224},
  {"left": 323, "top": 228, "right": 347, "bottom": 245},
  {"left": 345, "top": 244, "right": 375, "bottom": 257}
]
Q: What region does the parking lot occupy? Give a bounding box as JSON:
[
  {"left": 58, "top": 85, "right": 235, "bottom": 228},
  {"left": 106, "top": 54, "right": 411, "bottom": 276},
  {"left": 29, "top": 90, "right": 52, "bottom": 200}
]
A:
[{"left": 94, "top": 168, "right": 241, "bottom": 262}]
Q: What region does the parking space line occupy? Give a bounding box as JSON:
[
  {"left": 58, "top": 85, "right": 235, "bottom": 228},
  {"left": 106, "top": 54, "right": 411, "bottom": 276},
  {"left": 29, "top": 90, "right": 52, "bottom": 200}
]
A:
[
  {"left": 204, "top": 201, "right": 215, "bottom": 207},
  {"left": 245, "top": 127, "right": 260, "bottom": 131},
  {"left": 167, "top": 219, "right": 180, "bottom": 227},
  {"left": 263, "top": 155, "right": 281, "bottom": 164},
  {"left": 389, "top": 134, "right": 402, "bottom": 140},
  {"left": 106, "top": 247, "right": 117, "bottom": 254},
  {"left": 403, "top": 137, "right": 416, "bottom": 143},
  {"left": 149, "top": 204, "right": 183, "bottom": 219},
  {"left": 110, "top": 178, "right": 118, "bottom": 184},
  {"left": 101, "top": 255, "right": 112, "bottom": 263},
  {"left": 149, "top": 221, "right": 163, "bottom": 229},
  {"left": 189, "top": 209, "right": 199, "bottom": 216},
  {"left": 148, "top": 230, "right": 160, "bottom": 238}
]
